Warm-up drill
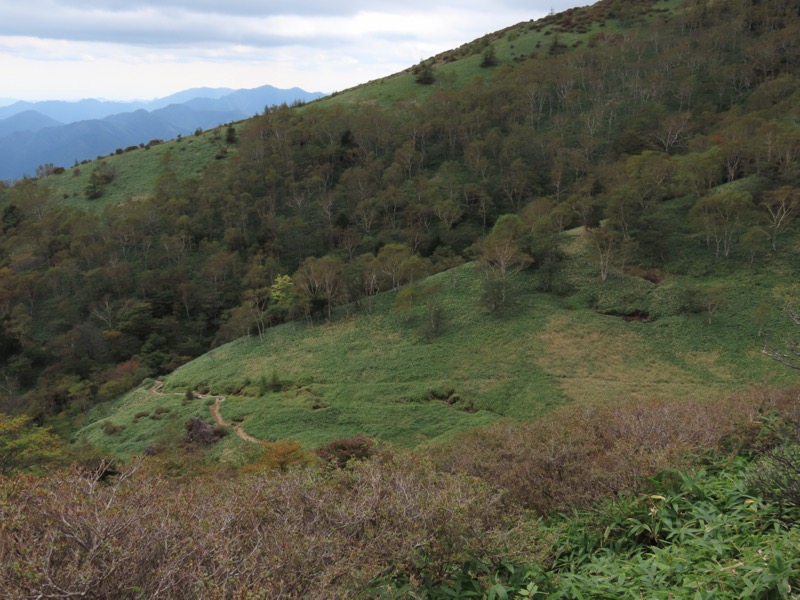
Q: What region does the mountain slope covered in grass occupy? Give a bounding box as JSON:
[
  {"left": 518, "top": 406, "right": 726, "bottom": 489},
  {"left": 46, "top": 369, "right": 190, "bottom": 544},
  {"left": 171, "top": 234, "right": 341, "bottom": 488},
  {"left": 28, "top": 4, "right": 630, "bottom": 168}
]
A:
[
  {"left": 79, "top": 210, "right": 800, "bottom": 459},
  {"left": 0, "top": 0, "right": 798, "bottom": 450}
]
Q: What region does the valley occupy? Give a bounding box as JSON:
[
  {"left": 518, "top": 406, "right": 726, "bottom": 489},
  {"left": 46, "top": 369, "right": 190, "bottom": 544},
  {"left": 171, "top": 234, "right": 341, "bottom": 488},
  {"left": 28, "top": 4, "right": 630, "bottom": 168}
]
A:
[{"left": 2, "top": 0, "right": 800, "bottom": 596}]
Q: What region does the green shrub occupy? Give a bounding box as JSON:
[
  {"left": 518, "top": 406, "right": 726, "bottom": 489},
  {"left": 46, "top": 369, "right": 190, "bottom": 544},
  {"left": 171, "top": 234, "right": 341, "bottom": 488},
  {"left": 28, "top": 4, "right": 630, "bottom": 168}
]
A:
[{"left": 101, "top": 421, "right": 125, "bottom": 435}]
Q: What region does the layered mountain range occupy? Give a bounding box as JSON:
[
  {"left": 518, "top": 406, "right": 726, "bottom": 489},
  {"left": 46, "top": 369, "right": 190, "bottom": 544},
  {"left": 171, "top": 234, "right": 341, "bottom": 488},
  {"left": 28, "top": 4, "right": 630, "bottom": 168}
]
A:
[{"left": 0, "top": 85, "right": 325, "bottom": 180}]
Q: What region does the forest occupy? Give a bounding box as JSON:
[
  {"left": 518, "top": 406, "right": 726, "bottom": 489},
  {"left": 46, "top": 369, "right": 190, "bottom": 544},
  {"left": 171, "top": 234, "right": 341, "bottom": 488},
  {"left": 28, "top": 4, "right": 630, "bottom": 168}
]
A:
[{"left": 2, "top": 0, "right": 800, "bottom": 596}]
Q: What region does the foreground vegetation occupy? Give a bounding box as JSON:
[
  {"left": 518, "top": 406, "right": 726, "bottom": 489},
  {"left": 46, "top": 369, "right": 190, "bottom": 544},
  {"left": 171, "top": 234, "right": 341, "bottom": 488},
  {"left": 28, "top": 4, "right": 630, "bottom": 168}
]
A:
[{"left": 3, "top": 386, "right": 800, "bottom": 598}]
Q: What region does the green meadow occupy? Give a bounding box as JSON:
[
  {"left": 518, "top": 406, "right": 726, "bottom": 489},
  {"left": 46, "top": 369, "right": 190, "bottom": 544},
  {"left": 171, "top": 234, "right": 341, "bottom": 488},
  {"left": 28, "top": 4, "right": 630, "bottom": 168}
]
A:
[
  {"left": 44, "top": 126, "right": 237, "bottom": 209},
  {"left": 79, "top": 195, "right": 800, "bottom": 460}
]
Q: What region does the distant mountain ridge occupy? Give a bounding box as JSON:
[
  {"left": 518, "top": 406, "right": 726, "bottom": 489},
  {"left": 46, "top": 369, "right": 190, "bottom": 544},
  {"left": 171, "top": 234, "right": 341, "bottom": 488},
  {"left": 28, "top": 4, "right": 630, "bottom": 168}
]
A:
[
  {"left": 0, "top": 110, "right": 62, "bottom": 137},
  {"left": 0, "top": 85, "right": 324, "bottom": 125},
  {"left": 0, "top": 84, "right": 325, "bottom": 180}
]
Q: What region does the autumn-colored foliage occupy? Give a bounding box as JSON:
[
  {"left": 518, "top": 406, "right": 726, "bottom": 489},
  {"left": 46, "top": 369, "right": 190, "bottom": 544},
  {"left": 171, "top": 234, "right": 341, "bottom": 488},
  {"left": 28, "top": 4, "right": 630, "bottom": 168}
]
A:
[
  {"left": 0, "top": 456, "right": 525, "bottom": 599},
  {"left": 432, "top": 386, "right": 800, "bottom": 515},
  {"left": 241, "top": 439, "right": 315, "bottom": 472}
]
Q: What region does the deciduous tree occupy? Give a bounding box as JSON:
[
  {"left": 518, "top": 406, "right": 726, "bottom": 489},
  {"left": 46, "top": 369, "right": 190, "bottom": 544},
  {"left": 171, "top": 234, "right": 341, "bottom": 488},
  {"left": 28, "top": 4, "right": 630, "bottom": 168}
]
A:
[
  {"left": 689, "top": 190, "right": 756, "bottom": 258},
  {"left": 0, "top": 413, "right": 62, "bottom": 475},
  {"left": 475, "top": 214, "right": 533, "bottom": 307}
]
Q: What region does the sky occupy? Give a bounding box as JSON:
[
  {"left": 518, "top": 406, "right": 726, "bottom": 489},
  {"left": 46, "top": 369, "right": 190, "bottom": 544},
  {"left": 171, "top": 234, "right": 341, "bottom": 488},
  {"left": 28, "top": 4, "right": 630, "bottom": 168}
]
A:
[{"left": 0, "top": 1, "right": 587, "bottom": 102}]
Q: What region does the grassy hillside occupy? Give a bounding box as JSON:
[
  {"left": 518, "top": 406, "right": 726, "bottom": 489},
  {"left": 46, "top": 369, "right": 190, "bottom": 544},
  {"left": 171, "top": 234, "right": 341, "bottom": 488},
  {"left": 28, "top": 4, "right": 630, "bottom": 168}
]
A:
[
  {"left": 7, "top": 2, "right": 800, "bottom": 594},
  {"left": 327, "top": 0, "right": 682, "bottom": 108},
  {"left": 1, "top": 0, "right": 797, "bottom": 458},
  {"left": 43, "top": 126, "right": 239, "bottom": 209},
  {"left": 78, "top": 194, "right": 800, "bottom": 460}
]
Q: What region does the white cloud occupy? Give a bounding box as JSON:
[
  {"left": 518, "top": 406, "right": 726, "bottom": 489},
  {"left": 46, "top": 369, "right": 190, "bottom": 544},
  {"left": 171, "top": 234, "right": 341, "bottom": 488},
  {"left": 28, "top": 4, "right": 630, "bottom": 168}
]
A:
[{"left": 0, "top": 1, "right": 587, "bottom": 100}]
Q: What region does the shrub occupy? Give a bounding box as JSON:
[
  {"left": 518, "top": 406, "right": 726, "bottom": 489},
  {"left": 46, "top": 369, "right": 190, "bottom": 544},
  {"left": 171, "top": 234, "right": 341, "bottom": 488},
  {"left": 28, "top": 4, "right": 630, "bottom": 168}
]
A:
[
  {"left": 0, "top": 457, "right": 526, "bottom": 598},
  {"left": 262, "top": 370, "right": 285, "bottom": 393},
  {"left": 413, "top": 61, "right": 435, "bottom": 85},
  {"left": 315, "top": 436, "right": 379, "bottom": 468},
  {"left": 480, "top": 45, "right": 498, "bottom": 67},
  {"left": 431, "top": 387, "right": 800, "bottom": 515},
  {"left": 185, "top": 417, "right": 224, "bottom": 445},
  {"left": 747, "top": 410, "right": 800, "bottom": 513},
  {"left": 101, "top": 421, "right": 125, "bottom": 435},
  {"left": 242, "top": 440, "right": 314, "bottom": 472},
  {"left": 749, "top": 442, "right": 800, "bottom": 513},
  {"left": 225, "top": 124, "right": 238, "bottom": 144}
]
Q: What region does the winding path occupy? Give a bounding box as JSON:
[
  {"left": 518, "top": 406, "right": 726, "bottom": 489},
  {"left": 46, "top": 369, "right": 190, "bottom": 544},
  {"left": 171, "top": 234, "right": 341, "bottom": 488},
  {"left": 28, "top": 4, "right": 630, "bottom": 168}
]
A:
[
  {"left": 150, "top": 381, "right": 261, "bottom": 445},
  {"left": 207, "top": 395, "right": 261, "bottom": 444}
]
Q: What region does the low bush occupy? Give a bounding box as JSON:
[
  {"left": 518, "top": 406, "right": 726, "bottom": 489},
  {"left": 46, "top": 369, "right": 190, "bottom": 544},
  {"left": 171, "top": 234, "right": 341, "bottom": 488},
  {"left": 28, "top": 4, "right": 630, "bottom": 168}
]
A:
[
  {"left": 315, "top": 435, "right": 380, "bottom": 468},
  {"left": 431, "top": 386, "right": 800, "bottom": 514},
  {"left": 101, "top": 421, "right": 125, "bottom": 435},
  {"left": 0, "top": 457, "right": 529, "bottom": 599}
]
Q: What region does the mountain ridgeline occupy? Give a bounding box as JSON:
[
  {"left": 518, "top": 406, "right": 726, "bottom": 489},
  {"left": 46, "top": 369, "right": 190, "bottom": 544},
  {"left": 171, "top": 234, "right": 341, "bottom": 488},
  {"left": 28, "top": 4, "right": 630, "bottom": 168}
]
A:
[
  {"left": 0, "top": 0, "right": 799, "bottom": 429},
  {"left": 0, "top": 85, "right": 325, "bottom": 180}
]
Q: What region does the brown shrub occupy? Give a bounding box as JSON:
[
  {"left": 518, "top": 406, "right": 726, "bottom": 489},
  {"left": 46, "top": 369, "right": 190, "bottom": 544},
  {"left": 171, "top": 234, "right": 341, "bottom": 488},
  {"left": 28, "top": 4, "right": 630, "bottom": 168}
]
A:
[
  {"left": 315, "top": 435, "right": 380, "bottom": 469},
  {"left": 430, "top": 386, "right": 800, "bottom": 515},
  {"left": 184, "top": 417, "right": 223, "bottom": 445},
  {"left": 241, "top": 439, "right": 315, "bottom": 472},
  {"left": 0, "top": 457, "right": 535, "bottom": 599}
]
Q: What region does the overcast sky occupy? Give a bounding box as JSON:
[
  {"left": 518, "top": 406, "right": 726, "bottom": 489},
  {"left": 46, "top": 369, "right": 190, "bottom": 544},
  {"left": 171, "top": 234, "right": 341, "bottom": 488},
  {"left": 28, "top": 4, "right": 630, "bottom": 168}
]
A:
[{"left": 0, "top": 1, "right": 587, "bottom": 102}]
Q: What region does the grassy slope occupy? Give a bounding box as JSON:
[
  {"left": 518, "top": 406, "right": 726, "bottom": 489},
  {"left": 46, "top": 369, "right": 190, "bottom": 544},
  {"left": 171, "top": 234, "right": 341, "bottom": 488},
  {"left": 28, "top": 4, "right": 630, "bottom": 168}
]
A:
[
  {"left": 43, "top": 127, "right": 238, "bottom": 209},
  {"left": 78, "top": 193, "right": 800, "bottom": 461},
  {"left": 326, "top": 0, "right": 681, "bottom": 108}
]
